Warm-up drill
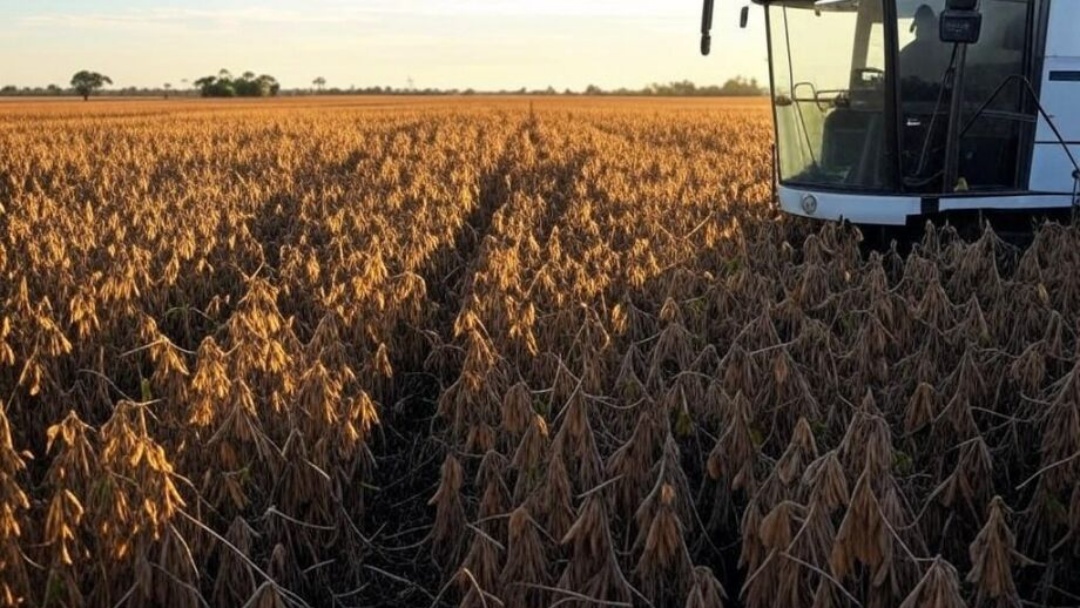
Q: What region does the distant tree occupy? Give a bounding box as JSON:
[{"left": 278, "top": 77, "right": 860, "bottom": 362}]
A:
[
  {"left": 163, "top": 83, "right": 172, "bottom": 99},
  {"left": 46, "top": 84, "right": 61, "bottom": 96},
  {"left": 256, "top": 74, "right": 281, "bottom": 97},
  {"left": 584, "top": 84, "right": 603, "bottom": 96},
  {"left": 70, "top": 70, "right": 112, "bottom": 101},
  {"left": 233, "top": 72, "right": 258, "bottom": 96},
  {"left": 193, "top": 76, "right": 221, "bottom": 97},
  {"left": 313, "top": 76, "right": 327, "bottom": 93}
]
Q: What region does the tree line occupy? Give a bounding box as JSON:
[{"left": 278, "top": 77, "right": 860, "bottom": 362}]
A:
[
  {"left": 193, "top": 70, "right": 280, "bottom": 98},
  {"left": 2, "top": 72, "right": 767, "bottom": 100}
]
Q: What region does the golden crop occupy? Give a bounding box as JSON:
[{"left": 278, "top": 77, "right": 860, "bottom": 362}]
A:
[{"left": 0, "top": 96, "right": 1078, "bottom": 607}]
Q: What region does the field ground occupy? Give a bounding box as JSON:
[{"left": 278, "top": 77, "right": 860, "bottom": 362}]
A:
[{"left": 1, "top": 96, "right": 1079, "bottom": 607}]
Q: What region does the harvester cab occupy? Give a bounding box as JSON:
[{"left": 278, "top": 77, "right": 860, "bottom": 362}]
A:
[{"left": 702, "top": 0, "right": 1080, "bottom": 226}]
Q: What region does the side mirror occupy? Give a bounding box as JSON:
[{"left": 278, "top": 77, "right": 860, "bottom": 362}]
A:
[
  {"left": 940, "top": 11, "right": 982, "bottom": 44},
  {"left": 941, "top": 0, "right": 981, "bottom": 44},
  {"left": 701, "top": 0, "right": 715, "bottom": 56},
  {"left": 740, "top": 6, "right": 750, "bottom": 29}
]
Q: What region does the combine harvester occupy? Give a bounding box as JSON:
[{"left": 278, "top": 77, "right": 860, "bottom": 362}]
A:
[{"left": 701, "top": 0, "right": 1080, "bottom": 232}]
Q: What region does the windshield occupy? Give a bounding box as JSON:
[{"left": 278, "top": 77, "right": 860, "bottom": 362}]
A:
[
  {"left": 767, "top": 0, "right": 1033, "bottom": 194},
  {"left": 897, "top": 0, "right": 1031, "bottom": 191},
  {"left": 769, "top": 0, "right": 892, "bottom": 190}
]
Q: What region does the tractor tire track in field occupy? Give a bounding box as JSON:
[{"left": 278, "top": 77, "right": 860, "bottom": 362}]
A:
[
  {"left": 359, "top": 111, "right": 614, "bottom": 605},
  {"left": 359, "top": 114, "right": 556, "bottom": 605}
]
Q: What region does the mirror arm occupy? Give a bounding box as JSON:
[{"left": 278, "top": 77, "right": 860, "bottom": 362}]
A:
[{"left": 701, "top": 0, "right": 715, "bottom": 56}]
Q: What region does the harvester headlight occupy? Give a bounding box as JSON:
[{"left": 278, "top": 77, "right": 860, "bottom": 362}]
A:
[{"left": 801, "top": 194, "right": 818, "bottom": 215}]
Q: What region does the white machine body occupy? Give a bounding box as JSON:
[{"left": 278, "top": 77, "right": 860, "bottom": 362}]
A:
[{"left": 748, "top": 0, "right": 1080, "bottom": 225}]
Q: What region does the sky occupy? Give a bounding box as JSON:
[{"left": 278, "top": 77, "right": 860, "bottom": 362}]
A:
[{"left": 0, "top": 0, "right": 768, "bottom": 91}]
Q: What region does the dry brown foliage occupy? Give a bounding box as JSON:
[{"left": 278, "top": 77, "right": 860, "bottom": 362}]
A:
[
  {"left": 0, "top": 405, "right": 30, "bottom": 606},
  {"left": 967, "top": 497, "right": 1032, "bottom": 607},
  {"left": 2, "top": 97, "right": 1079, "bottom": 607},
  {"left": 899, "top": 556, "right": 967, "bottom": 608}
]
